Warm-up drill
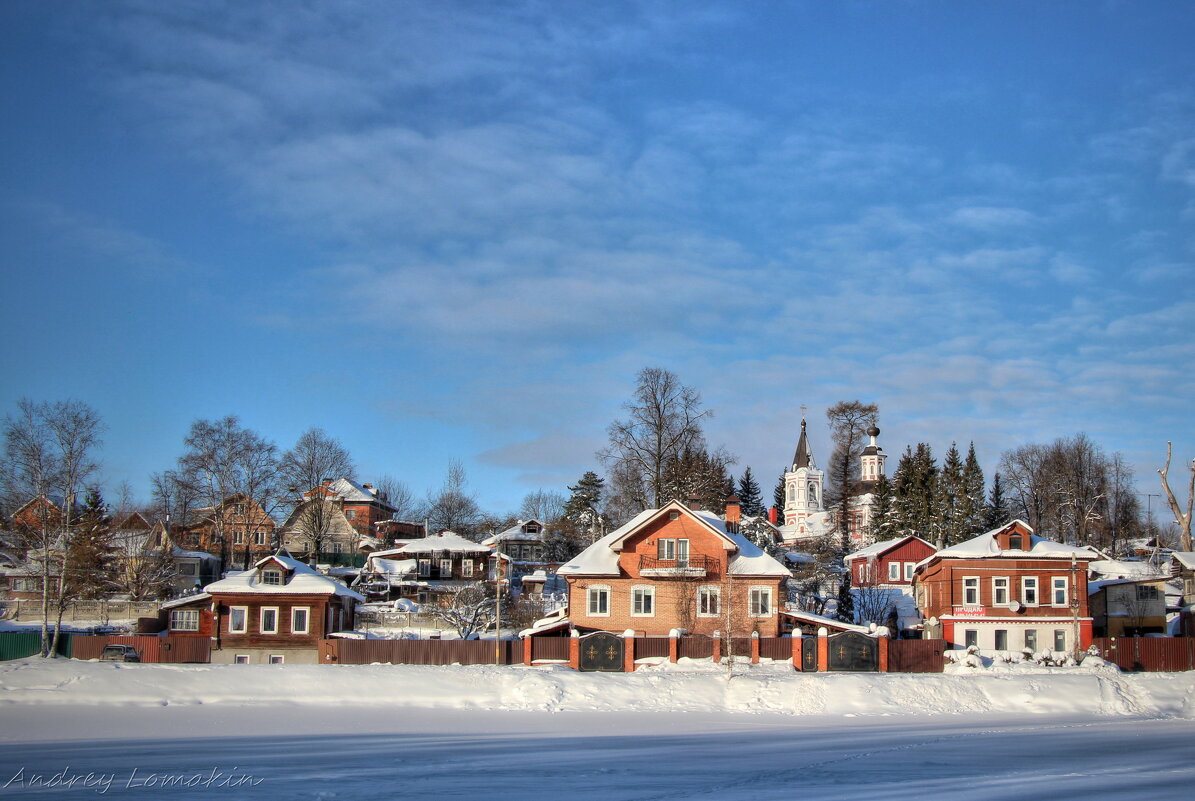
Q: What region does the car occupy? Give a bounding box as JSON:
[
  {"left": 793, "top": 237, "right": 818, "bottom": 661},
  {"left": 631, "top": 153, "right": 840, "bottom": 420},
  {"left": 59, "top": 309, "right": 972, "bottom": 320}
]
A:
[{"left": 99, "top": 644, "right": 141, "bottom": 662}]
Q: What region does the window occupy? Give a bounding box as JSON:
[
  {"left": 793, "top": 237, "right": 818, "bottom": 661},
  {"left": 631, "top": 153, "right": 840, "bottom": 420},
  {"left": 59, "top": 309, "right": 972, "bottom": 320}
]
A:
[
  {"left": 268, "top": 655, "right": 284, "bottom": 664},
  {"left": 234, "top": 531, "right": 245, "bottom": 545},
  {"left": 345, "top": 509, "right": 356, "bottom": 520},
  {"left": 232, "top": 503, "right": 246, "bottom": 516},
  {"left": 1053, "top": 630, "right": 1067, "bottom": 651},
  {"left": 1010, "top": 535, "right": 1025, "bottom": 550},
  {"left": 260, "top": 607, "right": 279, "bottom": 634},
  {"left": 697, "top": 586, "right": 720, "bottom": 617},
  {"left": 229, "top": 606, "right": 248, "bottom": 634},
  {"left": 440, "top": 559, "right": 453, "bottom": 577},
  {"left": 964, "top": 629, "right": 978, "bottom": 648},
  {"left": 418, "top": 559, "right": 431, "bottom": 577},
  {"left": 1136, "top": 584, "right": 1160, "bottom": 601},
  {"left": 525, "top": 524, "right": 539, "bottom": 534},
  {"left": 587, "top": 585, "right": 610, "bottom": 616},
  {"left": 261, "top": 569, "right": 283, "bottom": 586},
  {"left": 888, "top": 562, "right": 900, "bottom": 582},
  {"left": 253, "top": 531, "right": 266, "bottom": 546},
  {"left": 993, "top": 577, "right": 1010, "bottom": 606},
  {"left": 170, "top": 609, "right": 200, "bottom": 631},
  {"left": 904, "top": 562, "right": 915, "bottom": 581},
  {"left": 963, "top": 577, "right": 980, "bottom": 606},
  {"left": 330, "top": 541, "right": 343, "bottom": 554},
  {"left": 234, "top": 654, "right": 250, "bottom": 664},
  {"left": 462, "top": 560, "right": 474, "bottom": 578},
  {"left": 1052, "top": 577, "right": 1069, "bottom": 606},
  {"left": 631, "top": 586, "right": 655, "bottom": 617},
  {"left": 669, "top": 511, "right": 680, "bottom": 520},
  {"left": 994, "top": 629, "right": 1008, "bottom": 651},
  {"left": 291, "top": 607, "right": 309, "bottom": 635},
  {"left": 1022, "top": 577, "right": 1038, "bottom": 606},
  {"left": 1024, "top": 630, "right": 1037, "bottom": 651},
  {"left": 658, "top": 539, "right": 675, "bottom": 560},
  {"left": 180, "top": 562, "right": 198, "bottom": 576},
  {"left": 749, "top": 586, "right": 773, "bottom": 617}
]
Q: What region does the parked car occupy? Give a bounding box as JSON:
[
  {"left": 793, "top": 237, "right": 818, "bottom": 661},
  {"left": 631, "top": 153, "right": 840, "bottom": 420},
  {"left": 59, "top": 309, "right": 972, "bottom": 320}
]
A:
[{"left": 99, "top": 644, "right": 140, "bottom": 662}]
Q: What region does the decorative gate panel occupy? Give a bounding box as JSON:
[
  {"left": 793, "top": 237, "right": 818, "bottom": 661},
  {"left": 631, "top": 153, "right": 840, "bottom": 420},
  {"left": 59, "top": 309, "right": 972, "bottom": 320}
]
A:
[
  {"left": 578, "top": 631, "right": 624, "bottom": 672},
  {"left": 827, "top": 631, "right": 878, "bottom": 672},
  {"left": 801, "top": 637, "right": 818, "bottom": 671}
]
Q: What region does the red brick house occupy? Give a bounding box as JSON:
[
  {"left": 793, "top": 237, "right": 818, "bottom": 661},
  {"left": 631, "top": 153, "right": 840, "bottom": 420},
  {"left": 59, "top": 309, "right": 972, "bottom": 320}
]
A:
[
  {"left": 169, "top": 494, "right": 277, "bottom": 565},
  {"left": 846, "top": 535, "right": 936, "bottom": 587},
  {"left": 163, "top": 553, "right": 363, "bottom": 664},
  {"left": 914, "top": 520, "right": 1098, "bottom": 652},
  {"left": 9, "top": 495, "right": 65, "bottom": 531},
  {"left": 558, "top": 500, "right": 791, "bottom": 638}
]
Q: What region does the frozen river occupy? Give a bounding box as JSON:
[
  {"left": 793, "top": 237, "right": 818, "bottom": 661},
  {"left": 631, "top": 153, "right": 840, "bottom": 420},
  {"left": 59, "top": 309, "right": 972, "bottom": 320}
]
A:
[{"left": 2, "top": 705, "right": 1193, "bottom": 800}]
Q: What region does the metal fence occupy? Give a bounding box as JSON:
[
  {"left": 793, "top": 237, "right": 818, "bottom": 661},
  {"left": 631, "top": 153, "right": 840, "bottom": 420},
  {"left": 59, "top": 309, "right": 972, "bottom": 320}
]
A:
[
  {"left": 1092, "top": 637, "right": 1195, "bottom": 672},
  {"left": 633, "top": 637, "right": 670, "bottom": 659},
  {"left": 759, "top": 637, "right": 793, "bottom": 661},
  {"left": 678, "top": 635, "right": 714, "bottom": 659},
  {"left": 327, "top": 638, "right": 521, "bottom": 665},
  {"left": 888, "top": 639, "right": 947, "bottom": 673},
  {"left": 71, "top": 635, "right": 211, "bottom": 663},
  {"left": 0, "top": 631, "right": 73, "bottom": 660},
  {"left": 530, "top": 637, "right": 569, "bottom": 661}
]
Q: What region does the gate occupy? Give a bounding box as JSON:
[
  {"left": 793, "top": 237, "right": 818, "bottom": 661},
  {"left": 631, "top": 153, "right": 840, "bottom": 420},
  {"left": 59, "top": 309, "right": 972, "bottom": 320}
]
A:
[
  {"left": 578, "top": 631, "right": 624, "bottom": 672},
  {"left": 801, "top": 636, "right": 818, "bottom": 671},
  {"left": 827, "top": 631, "right": 878, "bottom": 672}
]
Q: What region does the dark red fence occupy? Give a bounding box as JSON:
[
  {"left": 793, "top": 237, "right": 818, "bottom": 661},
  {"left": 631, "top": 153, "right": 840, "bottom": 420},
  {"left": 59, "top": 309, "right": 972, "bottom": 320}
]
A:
[
  {"left": 678, "top": 635, "right": 714, "bottom": 659},
  {"left": 1092, "top": 637, "right": 1195, "bottom": 672},
  {"left": 759, "top": 637, "right": 792, "bottom": 661},
  {"left": 634, "top": 637, "right": 670, "bottom": 658},
  {"left": 328, "top": 638, "right": 520, "bottom": 665},
  {"left": 531, "top": 637, "right": 569, "bottom": 661},
  {"left": 72, "top": 635, "right": 210, "bottom": 663},
  {"left": 888, "top": 639, "right": 947, "bottom": 673}
]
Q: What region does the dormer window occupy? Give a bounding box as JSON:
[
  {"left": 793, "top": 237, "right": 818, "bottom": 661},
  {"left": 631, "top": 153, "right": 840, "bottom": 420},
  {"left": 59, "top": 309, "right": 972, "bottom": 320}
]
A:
[
  {"left": 1009, "top": 534, "right": 1025, "bottom": 550},
  {"left": 261, "top": 569, "right": 283, "bottom": 586},
  {"left": 524, "top": 524, "right": 539, "bottom": 534}
]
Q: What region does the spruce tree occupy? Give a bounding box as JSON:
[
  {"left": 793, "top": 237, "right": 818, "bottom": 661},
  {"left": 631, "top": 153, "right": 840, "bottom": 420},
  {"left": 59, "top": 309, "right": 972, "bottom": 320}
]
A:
[
  {"left": 941, "top": 442, "right": 965, "bottom": 546},
  {"left": 836, "top": 568, "right": 855, "bottom": 623},
  {"left": 773, "top": 473, "right": 786, "bottom": 518},
  {"left": 66, "top": 488, "right": 114, "bottom": 600},
  {"left": 867, "top": 473, "right": 895, "bottom": 544},
  {"left": 564, "top": 471, "right": 605, "bottom": 543},
  {"left": 985, "top": 472, "right": 1010, "bottom": 530},
  {"left": 961, "top": 442, "right": 986, "bottom": 536},
  {"left": 736, "top": 467, "right": 765, "bottom": 517}
]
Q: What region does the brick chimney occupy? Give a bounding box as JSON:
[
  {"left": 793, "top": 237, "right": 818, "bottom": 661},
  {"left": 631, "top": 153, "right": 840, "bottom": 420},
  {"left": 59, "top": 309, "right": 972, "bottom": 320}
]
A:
[
  {"left": 768, "top": 506, "right": 779, "bottom": 525},
  {"left": 725, "top": 494, "right": 741, "bottom": 533}
]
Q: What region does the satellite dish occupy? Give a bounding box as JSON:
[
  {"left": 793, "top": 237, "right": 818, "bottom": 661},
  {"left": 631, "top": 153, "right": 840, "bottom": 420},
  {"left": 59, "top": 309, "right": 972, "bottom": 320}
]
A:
[{"left": 1009, "top": 601, "right": 1023, "bottom": 612}]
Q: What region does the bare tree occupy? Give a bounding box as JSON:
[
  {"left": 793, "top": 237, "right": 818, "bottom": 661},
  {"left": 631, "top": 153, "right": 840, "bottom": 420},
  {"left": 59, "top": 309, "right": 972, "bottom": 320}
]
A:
[
  {"left": 374, "top": 474, "right": 415, "bottom": 519},
  {"left": 277, "top": 428, "right": 355, "bottom": 561},
  {"left": 519, "top": 489, "right": 567, "bottom": 522},
  {"left": 1159, "top": 441, "right": 1194, "bottom": 552},
  {"left": 421, "top": 460, "right": 483, "bottom": 537},
  {"left": 599, "top": 367, "right": 712, "bottom": 511},
  {"left": 435, "top": 581, "right": 499, "bottom": 639}
]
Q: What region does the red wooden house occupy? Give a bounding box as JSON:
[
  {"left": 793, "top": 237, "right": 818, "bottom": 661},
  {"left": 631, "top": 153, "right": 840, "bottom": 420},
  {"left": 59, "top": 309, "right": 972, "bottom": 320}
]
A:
[
  {"left": 845, "top": 535, "right": 936, "bottom": 587},
  {"left": 914, "top": 520, "right": 1098, "bottom": 652},
  {"left": 163, "top": 553, "right": 363, "bottom": 664},
  {"left": 558, "top": 499, "right": 791, "bottom": 638}
]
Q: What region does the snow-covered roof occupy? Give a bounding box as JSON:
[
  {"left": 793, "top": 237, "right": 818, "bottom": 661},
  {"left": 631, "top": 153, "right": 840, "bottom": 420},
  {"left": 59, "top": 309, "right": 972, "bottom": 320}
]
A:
[
  {"left": 558, "top": 502, "right": 789, "bottom": 578},
  {"left": 172, "top": 548, "right": 220, "bottom": 561},
  {"left": 160, "top": 592, "right": 212, "bottom": 610},
  {"left": 1172, "top": 552, "right": 1195, "bottom": 570},
  {"left": 366, "top": 557, "right": 418, "bottom": 575},
  {"left": 778, "top": 609, "right": 870, "bottom": 634},
  {"left": 1088, "top": 559, "right": 1166, "bottom": 581},
  {"left": 916, "top": 521, "right": 1099, "bottom": 570},
  {"left": 481, "top": 520, "right": 547, "bottom": 546},
  {"left": 203, "top": 554, "right": 364, "bottom": 600},
  {"left": 845, "top": 535, "right": 935, "bottom": 562},
  {"left": 387, "top": 531, "right": 490, "bottom": 555},
  {"left": 1089, "top": 575, "right": 1171, "bottom": 594}
]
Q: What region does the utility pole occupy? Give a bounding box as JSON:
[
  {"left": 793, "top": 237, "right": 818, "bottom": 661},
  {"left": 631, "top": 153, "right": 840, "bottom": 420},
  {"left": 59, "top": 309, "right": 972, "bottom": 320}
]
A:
[{"left": 1070, "top": 553, "right": 1081, "bottom": 663}]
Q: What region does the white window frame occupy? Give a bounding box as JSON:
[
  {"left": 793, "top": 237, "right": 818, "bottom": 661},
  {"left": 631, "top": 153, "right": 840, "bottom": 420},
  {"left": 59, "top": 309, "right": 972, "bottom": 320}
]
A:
[
  {"left": 1053, "top": 630, "right": 1067, "bottom": 651},
  {"left": 994, "top": 629, "right": 1008, "bottom": 651},
  {"left": 234, "top": 654, "right": 250, "bottom": 664},
  {"left": 658, "top": 538, "right": 676, "bottom": 560},
  {"left": 749, "top": 586, "right": 773, "bottom": 617},
  {"left": 964, "top": 629, "right": 978, "bottom": 648},
  {"left": 268, "top": 654, "right": 284, "bottom": 664},
  {"left": 462, "top": 560, "right": 474, "bottom": 578},
  {"left": 228, "top": 606, "right": 248, "bottom": 634},
  {"left": 697, "top": 585, "right": 720, "bottom": 617},
  {"left": 631, "top": 585, "right": 655, "bottom": 617},
  {"left": 888, "top": 562, "right": 901, "bottom": 582},
  {"left": 1052, "top": 577, "right": 1069, "bottom": 607},
  {"left": 992, "top": 577, "right": 1010, "bottom": 606},
  {"left": 170, "top": 609, "right": 200, "bottom": 631},
  {"left": 904, "top": 562, "right": 914, "bottom": 581},
  {"left": 1024, "top": 629, "right": 1037, "bottom": 651},
  {"left": 418, "top": 559, "right": 431, "bottom": 577},
  {"left": 963, "top": 576, "right": 980, "bottom": 606},
  {"left": 587, "top": 585, "right": 610, "bottom": 617},
  {"left": 261, "top": 569, "right": 283, "bottom": 586},
  {"left": 1022, "top": 577, "right": 1039, "bottom": 606},
  {"left": 260, "top": 606, "right": 279, "bottom": 635},
  {"left": 233, "top": 531, "right": 245, "bottom": 545},
  {"left": 253, "top": 531, "right": 266, "bottom": 546},
  {"left": 291, "top": 606, "right": 310, "bottom": 635},
  {"left": 440, "top": 558, "right": 453, "bottom": 577}
]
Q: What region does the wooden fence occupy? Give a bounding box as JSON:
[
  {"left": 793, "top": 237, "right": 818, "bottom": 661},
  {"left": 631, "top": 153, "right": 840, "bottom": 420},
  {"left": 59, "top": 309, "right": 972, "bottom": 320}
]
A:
[
  {"left": 70, "top": 635, "right": 211, "bottom": 663},
  {"left": 888, "top": 639, "right": 947, "bottom": 673},
  {"left": 530, "top": 637, "right": 569, "bottom": 662},
  {"left": 678, "top": 635, "right": 714, "bottom": 659},
  {"left": 1092, "top": 637, "right": 1195, "bottom": 672},
  {"left": 326, "top": 638, "right": 521, "bottom": 665}
]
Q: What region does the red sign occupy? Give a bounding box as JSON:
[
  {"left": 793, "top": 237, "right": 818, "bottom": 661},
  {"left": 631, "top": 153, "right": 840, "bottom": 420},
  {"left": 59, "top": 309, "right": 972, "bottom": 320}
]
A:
[{"left": 952, "top": 606, "right": 987, "bottom": 617}]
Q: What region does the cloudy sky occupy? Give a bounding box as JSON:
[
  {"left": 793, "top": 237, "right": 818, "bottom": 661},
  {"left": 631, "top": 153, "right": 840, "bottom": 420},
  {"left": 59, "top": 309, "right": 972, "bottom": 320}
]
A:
[{"left": 1, "top": 1, "right": 1192, "bottom": 514}]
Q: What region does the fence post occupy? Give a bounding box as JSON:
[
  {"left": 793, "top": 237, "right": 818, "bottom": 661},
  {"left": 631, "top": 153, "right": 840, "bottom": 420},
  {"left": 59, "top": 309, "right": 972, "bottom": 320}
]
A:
[
  {"left": 878, "top": 635, "right": 889, "bottom": 672},
  {"left": 568, "top": 629, "right": 580, "bottom": 670},
  {"left": 750, "top": 631, "right": 760, "bottom": 664},
  {"left": 669, "top": 629, "right": 681, "bottom": 664},
  {"left": 523, "top": 635, "right": 533, "bottom": 666},
  {"left": 792, "top": 630, "right": 803, "bottom": 671},
  {"left": 623, "top": 630, "right": 636, "bottom": 673},
  {"left": 817, "top": 627, "right": 829, "bottom": 672},
  {"left": 711, "top": 630, "right": 722, "bottom": 664}
]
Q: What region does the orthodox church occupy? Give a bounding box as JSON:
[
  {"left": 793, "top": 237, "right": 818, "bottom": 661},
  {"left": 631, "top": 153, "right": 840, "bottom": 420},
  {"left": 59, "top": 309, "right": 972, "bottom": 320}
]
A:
[{"left": 777, "top": 416, "right": 886, "bottom": 547}]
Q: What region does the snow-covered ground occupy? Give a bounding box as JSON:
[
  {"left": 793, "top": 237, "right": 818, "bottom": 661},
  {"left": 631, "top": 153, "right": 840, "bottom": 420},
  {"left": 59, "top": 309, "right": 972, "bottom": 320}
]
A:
[{"left": 1, "top": 659, "right": 1193, "bottom": 799}]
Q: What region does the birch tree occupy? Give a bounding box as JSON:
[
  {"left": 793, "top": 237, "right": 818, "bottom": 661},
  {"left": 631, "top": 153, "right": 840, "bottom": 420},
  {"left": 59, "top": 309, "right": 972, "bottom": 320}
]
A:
[{"left": 1159, "top": 441, "right": 1194, "bottom": 552}]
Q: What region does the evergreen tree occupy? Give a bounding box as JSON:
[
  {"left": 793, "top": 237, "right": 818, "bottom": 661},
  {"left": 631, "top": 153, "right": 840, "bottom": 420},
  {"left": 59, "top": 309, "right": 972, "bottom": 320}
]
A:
[
  {"left": 66, "top": 487, "right": 114, "bottom": 600},
  {"left": 563, "top": 471, "right": 605, "bottom": 543},
  {"left": 960, "top": 442, "right": 987, "bottom": 536},
  {"left": 740, "top": 516, "right": 785, "bottom": 560},
  {"left": 661, "top": 445, "right": 734, "bottom": 511},
  {"left": 892, "top": 443, "right": 942, "bottom": 544},
  {"left": 836, "top": 567, "right": 855, "bottom": 623},
  {"left": 866, "top": 473, "right": 895, "bottom": 544},
  {"left": 736, "top": 467, "right": 765, "bottom": 517},
  {"left": 941, "top": 442, "right": 965, "bottom": 546},
  {"left": 985, "top": 472, "right": 1010, "bottom": 530},
  {"left": 773, "top": 473, "right": 786, "bottom": 517}
]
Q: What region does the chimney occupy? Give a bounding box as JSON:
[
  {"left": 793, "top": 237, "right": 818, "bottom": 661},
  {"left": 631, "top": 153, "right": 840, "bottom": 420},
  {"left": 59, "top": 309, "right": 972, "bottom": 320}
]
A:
[
  {"left": 725, "top": 494, "right": 741, "bottom": 533},
  {"left": 322, "top": 478, "right": 332, "bottom": 487},
  {"left": 687, "top": 495, "right": 703, "bottom": 511},
  {"left": 768, "top": 506, "right": 779, "bottom": 525},
  {"left": 362, "top": 483, "right": 377, "bottom": 496}
]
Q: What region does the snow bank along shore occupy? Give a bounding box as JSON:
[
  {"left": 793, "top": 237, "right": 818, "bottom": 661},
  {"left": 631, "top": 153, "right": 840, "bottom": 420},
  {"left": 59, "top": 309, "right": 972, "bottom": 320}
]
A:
[{"left": 2, "top": 657, "right": 1193, "bottom": 719}]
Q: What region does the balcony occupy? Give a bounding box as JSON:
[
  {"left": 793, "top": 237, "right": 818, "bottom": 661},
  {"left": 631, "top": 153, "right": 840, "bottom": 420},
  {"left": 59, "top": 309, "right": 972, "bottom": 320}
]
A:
[{"left": 638, "top": 554, "right": 714, "bottom": 578}]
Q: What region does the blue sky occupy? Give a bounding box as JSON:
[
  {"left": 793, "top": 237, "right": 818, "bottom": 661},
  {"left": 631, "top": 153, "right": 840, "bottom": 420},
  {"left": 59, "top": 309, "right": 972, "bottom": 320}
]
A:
[{"left": 1, "top": 1, "right": 1192, "bottom": 515}]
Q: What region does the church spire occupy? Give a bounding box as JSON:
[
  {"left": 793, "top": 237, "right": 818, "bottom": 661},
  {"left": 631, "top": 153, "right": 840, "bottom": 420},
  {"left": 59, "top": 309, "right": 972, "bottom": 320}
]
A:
[{"left": 792, "top": 417, "right": 812, "bottom": 469}]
